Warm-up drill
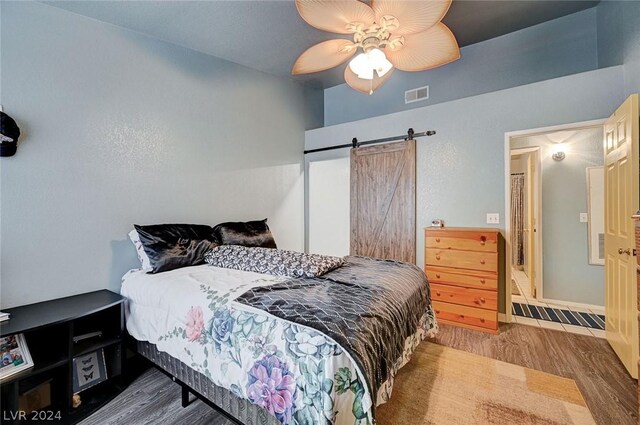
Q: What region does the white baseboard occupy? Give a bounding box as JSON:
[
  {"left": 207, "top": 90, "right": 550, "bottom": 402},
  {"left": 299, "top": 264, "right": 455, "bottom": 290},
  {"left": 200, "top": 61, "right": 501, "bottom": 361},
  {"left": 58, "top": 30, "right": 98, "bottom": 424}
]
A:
[{"left": 539, "top": 297, "right": 604, "bottom": 311}]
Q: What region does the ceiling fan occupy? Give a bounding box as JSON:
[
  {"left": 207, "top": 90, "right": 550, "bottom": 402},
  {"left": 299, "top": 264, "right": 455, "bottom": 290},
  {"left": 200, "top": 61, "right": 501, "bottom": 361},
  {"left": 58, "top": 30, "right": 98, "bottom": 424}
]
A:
[{"left": 292, "top": 0, "right": 460, "bottom": 94}]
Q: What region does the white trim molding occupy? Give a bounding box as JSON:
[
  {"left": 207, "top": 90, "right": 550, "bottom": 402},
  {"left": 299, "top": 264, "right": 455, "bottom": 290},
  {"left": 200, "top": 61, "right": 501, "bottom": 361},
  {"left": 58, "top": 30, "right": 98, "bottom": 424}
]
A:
[{"left": 540, "top": 298, "right": 605, "bottom": 312}]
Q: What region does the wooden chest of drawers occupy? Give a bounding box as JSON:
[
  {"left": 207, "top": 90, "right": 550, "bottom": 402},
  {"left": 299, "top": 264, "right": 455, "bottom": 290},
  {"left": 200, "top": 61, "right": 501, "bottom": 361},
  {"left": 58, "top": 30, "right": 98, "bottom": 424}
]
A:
[{"left": 425, "top": 227, "right": 503, "bottom": 334}]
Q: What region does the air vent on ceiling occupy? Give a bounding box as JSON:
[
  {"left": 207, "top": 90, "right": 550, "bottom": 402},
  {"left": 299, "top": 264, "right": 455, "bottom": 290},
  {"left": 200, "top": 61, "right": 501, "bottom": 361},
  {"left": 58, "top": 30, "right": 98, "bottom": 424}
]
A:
[{"left": 405, "top": 85, "right": 429, "bottom": 104}]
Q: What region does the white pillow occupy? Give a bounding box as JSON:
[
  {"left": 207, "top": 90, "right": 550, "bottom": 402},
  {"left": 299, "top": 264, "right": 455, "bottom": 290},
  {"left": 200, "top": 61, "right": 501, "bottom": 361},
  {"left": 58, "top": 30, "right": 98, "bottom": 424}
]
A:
[{"left": 128, "top": 229, "right": 152, "bottom": 271}]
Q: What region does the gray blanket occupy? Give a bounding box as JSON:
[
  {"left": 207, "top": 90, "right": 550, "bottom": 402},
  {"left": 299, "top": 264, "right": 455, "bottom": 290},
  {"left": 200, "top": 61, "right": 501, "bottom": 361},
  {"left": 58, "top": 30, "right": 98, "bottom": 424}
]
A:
[{"left": 235, "top": 256, "right": 436, "bottom": 409}]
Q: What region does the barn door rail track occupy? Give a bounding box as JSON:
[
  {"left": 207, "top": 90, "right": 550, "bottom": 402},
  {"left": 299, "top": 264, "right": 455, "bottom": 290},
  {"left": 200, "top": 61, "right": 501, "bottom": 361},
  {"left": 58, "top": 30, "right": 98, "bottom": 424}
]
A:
[{"left": 303, "top": 128, "right": 436, "bottom": 155}]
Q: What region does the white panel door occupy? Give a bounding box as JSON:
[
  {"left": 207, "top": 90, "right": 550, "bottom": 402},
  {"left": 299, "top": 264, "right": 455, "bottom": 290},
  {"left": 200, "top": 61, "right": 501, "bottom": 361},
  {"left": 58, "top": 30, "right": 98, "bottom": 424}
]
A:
[{"left": 604, "top": 94, "right": 639, "bottom": 379}]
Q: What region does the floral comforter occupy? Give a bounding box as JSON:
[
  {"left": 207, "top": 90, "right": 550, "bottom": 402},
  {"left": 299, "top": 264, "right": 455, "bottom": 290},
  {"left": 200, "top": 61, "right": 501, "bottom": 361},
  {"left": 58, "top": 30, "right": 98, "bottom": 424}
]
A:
[{"left": 121, "top": 262, "right": 436, "bottom": 425}]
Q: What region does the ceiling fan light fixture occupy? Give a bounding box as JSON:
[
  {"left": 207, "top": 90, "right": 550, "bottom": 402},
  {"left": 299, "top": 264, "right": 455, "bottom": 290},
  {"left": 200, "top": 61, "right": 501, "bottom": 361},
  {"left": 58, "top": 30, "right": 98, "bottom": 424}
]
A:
[
  {"left": 293, "top": 0, "right": 459, "bottom": 93},
  {"left": 349, "top": 48, "right": 393, "bottom": 80}
]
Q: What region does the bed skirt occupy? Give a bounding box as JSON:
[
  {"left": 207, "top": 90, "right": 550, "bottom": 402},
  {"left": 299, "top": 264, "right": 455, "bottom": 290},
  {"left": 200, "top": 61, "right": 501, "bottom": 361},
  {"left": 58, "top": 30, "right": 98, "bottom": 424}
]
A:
[{"left": 134, "top": 340, "right": 280, "bottom": 425}]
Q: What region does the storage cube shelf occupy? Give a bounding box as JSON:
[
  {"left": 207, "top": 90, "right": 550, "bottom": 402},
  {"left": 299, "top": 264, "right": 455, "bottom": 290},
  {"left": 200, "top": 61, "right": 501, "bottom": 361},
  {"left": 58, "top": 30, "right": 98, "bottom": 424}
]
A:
[{"left": 0, "top": 290, "right": 125, "bottom": 424}]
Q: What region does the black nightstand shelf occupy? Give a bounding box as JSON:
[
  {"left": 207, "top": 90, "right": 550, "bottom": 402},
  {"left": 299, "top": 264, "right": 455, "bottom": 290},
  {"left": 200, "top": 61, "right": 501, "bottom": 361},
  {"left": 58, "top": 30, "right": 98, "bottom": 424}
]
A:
[{"left": 0, "top": 290, "right": 126, "bottom": 424}]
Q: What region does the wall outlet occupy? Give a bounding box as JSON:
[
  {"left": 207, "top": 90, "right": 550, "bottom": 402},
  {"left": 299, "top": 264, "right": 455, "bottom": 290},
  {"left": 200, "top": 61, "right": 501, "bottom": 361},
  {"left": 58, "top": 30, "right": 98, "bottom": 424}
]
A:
[
  {"left": 486, "top": 213, "right": 500, "bottom": 224},
  {"left": 580, "top": 213, "right": 588, "bottom": 223}
]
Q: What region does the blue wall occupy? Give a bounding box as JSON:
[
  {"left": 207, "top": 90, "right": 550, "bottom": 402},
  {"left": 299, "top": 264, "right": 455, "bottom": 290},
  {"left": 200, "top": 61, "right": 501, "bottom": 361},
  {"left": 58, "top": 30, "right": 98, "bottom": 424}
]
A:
[
  {"left": 597, "top": 0, "right": 640, "bottom": 96},
  {"left": 307, "top": 67, "right": 625, "bottom": 308},
  {"left": 0, "top": 2, "right": 320, "bottom": 308},
  {"left": 324, "top": 8, "right": 600, "bottom": 126}
]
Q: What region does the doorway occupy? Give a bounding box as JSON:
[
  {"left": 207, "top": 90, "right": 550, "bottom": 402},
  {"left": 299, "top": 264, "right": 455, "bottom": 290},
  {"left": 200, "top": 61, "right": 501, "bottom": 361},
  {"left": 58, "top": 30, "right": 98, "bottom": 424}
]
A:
[
  {"left": 509, "top": 148, "right": 541, "bottom": 301},
  {"left": 505, "top": 120, "right": 607, "bottom": 336}
]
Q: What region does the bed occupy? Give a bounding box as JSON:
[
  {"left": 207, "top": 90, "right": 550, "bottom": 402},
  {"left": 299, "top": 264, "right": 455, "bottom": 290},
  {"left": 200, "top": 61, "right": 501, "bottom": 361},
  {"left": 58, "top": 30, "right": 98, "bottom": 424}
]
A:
[{"left": 122, "top": 254, "right": 437, "bottom": 425}]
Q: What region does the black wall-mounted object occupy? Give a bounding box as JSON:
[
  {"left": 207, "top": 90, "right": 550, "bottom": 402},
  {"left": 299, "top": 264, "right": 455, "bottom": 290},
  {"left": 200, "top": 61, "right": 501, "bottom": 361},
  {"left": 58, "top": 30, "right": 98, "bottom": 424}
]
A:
[{"left": 0, "top": 111, "right": 21, "bottom": 157}]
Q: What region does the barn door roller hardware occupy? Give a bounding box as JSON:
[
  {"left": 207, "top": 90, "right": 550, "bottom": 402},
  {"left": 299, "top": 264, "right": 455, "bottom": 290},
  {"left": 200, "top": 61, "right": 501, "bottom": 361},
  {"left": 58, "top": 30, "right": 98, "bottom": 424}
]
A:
[{"left": 304, "top": 128, "right": 436, "bottom": 154}]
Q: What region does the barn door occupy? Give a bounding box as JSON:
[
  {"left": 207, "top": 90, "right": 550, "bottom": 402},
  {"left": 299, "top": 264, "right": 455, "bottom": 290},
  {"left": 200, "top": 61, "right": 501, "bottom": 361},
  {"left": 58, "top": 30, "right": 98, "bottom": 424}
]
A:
[{"left": 350, "top": 140, "right": 416, "bottom": 263}]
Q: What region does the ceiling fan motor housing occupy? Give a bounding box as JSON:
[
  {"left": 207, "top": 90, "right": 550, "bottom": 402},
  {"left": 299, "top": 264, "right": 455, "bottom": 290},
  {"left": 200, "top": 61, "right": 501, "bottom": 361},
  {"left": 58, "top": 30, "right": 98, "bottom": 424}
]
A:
[{"left": 362, "top": 36, "right": 381, "bottom": 52}]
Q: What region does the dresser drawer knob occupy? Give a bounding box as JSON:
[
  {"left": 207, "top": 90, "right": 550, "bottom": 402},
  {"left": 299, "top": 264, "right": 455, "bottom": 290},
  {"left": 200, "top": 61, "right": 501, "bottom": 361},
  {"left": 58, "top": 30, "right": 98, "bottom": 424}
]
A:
[
  {"left": 435, "top": 238, "right": 441, "bottom": 243},
  {"left": 436, "top": 255, "right": 441, "bottom": 260},
  {"left": 480, "top": 236, "right": 486, "bottom": 246},
  {"left": 459, "top": 315, "right": 465, "bottom": 319},
  {"left": 480, "top": 318, "right": 485, "bottom": 323},
  {"left": 480, "top": 297, "right": 485, "bottom": 303},
  {"left": 435, "top": 309, "right": 440, "bottom": 314},
  {"left": 474, "top": 297, "right": 486, "bottom": 304},
  {"left": 480, "top": 279, "right": 486, "bottom": 284},
  {"left": 436, "top": 291, "right": 441, "bottom": 296},
  {"left": 480, "top": 259, "right": 485, "bottom": 265},
  {"left": 436, "top": 274, "right": 441, "bottom": 279}
]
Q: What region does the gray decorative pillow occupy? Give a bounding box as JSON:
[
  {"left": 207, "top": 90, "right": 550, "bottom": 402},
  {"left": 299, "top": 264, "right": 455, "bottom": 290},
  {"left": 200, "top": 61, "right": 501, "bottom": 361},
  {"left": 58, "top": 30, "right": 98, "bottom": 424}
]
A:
[{"left": 204, "top": 245, "right": 343, "bottom": 278}]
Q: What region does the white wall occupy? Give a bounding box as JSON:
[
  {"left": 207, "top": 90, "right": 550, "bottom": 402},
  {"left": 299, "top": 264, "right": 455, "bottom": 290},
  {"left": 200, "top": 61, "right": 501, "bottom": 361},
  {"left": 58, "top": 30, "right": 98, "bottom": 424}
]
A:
[
  {"left": 306, "top": 66, "right": 625, "bottom": 312},
  {"left": 308, "top": 158, "right": 350, "bottom": 257}
]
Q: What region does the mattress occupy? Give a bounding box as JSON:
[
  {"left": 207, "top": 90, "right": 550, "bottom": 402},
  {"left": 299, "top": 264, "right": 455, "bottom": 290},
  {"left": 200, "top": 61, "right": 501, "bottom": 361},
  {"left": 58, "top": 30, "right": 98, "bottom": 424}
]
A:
[{"left": 122, "top": 263, "right": 435, "bottom": 425}]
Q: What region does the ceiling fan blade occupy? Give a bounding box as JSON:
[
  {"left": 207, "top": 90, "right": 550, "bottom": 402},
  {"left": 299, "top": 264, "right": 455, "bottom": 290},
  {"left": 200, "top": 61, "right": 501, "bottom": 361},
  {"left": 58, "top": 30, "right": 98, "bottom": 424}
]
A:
[
  {"left": 295, "top": 0, "right": 375, "bottom": 34},
  {"left": 371, "top": 0, "right": 452, "bottom": 35},
  {"left": 292, "top": 39, "right": 357, "bottom": 75},
  {"left": 384, "top": 23, "right": 459, "bottom": 72},
  {"left": 344, "top": 66, "right": 394, "bottom": 95}
]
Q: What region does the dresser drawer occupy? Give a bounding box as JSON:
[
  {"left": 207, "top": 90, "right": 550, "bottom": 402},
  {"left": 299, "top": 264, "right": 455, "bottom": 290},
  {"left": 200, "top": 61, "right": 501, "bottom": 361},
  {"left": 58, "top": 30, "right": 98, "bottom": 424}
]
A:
[
  {"left": 425, "top": 266, "right": 497, "bottom": 290},
  {"left": 433, "top": 301, "right": 497, "bottom": 330},
  {"left": 425, "top": 229, "right": 498, "bottom": 253},
  {"left": 431, "top": 283, "right": 497, "bottom": 310},
  {"left": 425, "top": 249, "right": 497, "bottom": 272}
]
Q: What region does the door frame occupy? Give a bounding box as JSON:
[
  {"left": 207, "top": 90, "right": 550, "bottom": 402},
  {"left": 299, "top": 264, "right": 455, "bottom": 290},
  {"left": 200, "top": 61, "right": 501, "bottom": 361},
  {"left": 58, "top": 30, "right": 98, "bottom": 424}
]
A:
[
  {"left": 509, "top": 147, "right": 542, "bottom": 300},
  {"left": 503, "top": 119, "right": 606, "bottom": 323}
]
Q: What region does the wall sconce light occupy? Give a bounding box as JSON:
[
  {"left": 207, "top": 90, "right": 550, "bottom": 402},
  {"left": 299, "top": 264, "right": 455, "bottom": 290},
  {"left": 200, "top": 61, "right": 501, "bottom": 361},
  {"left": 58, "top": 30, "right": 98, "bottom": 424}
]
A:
[{"left": 551, "top": 143, "right": 566, "bottom": 161}]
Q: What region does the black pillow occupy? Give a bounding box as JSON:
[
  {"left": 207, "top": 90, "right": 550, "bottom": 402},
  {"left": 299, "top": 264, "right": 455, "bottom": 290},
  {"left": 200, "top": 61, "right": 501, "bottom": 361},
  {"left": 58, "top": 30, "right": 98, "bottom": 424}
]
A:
[
  {"left": 134, "top": 224, "right": 218, "bottom": 273},
  {"left": 212, "top": 219, "right": 277, "bottom": 249}
]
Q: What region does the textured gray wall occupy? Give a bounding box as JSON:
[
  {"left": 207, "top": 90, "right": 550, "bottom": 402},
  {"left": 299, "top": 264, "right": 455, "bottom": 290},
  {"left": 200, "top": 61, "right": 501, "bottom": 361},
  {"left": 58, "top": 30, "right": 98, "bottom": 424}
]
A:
[
  {"left": 0, "top": 2, "right": 320, "bottom": 308},
  {"left": 323, "top": 8, "right": 600, "bottom": 126},
  {"left": 512, "top": 128, "right": 605, "bottom": 306},
  {"left": 306, "top": 66, "right": 624, "bottom": 309},
  {"left": 597, "top": 0, "right": 640, "bottom": 97}
]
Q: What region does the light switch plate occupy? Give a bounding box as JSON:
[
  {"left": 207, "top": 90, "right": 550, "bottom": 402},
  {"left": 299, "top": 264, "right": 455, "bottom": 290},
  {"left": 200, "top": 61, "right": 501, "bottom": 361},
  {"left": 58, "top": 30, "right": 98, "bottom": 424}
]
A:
[
  {"left": 580, "top": 213, "right": 588, "bottom": 223},
  {"left": 486, "top": 213, "right": 500, "bottom": 224}
]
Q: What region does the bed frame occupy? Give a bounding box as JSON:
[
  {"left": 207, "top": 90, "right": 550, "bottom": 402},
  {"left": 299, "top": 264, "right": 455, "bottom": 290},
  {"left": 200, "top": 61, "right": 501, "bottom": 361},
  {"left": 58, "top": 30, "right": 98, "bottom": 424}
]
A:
[{"left": 133, "top": 340, "right": 280, "bottom": 425}]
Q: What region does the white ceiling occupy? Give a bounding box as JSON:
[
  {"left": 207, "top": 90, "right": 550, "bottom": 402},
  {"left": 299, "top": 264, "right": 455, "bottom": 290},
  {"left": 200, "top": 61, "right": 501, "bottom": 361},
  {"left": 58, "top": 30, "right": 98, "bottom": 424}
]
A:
[{"left": 45, "top": 0, "right": 600, "bottom": 89}]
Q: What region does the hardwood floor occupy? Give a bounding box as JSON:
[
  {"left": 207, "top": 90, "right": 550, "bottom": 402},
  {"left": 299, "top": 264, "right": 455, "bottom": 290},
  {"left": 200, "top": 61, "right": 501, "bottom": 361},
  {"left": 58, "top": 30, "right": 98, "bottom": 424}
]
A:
[
  {"left": 433, "top": 322, "right": 638, "bottom": 425},
  {"left": 78, "top": 366, "right": 233, "bottom": 425},
  {"left": 82, "top": 323, "right": 637, "bottom": 425}
]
